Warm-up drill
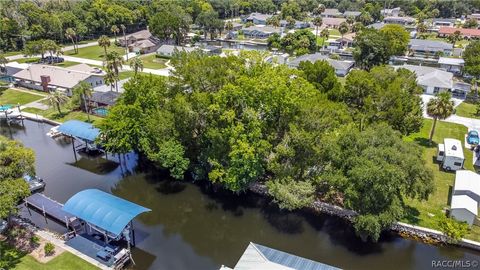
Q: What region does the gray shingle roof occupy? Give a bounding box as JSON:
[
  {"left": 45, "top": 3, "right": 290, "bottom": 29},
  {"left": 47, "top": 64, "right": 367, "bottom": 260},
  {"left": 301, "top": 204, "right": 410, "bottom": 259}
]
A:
[
  {"left": 288, "top": 53, "right": 354, "bottom": 71},
  {"left": 409, "top": 39, "right": 453, "bottom": 52},
  {"left": 90, "top": 91, "right": 121, "bottom": 106},
  {"left": 396, "top": 65, "right": 453, "bottom": 88}
]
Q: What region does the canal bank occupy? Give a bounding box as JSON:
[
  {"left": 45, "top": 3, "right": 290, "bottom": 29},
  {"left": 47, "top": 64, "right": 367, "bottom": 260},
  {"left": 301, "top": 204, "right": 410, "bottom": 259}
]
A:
[{"left": 2, "top": 120, "right": 480, "bottom": 270}]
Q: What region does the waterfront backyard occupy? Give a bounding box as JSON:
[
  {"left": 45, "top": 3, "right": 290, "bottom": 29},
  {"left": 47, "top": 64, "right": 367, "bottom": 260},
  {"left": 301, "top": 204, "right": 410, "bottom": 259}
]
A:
[{"left": 405, "top": 119, "right": 480, "bottom": 241}]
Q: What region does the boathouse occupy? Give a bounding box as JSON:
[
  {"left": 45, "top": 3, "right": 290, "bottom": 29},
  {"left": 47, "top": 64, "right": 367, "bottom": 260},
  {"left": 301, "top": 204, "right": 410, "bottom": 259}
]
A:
[
  {"left": 220, "top": 242, "right": 341, "bottom": 270},
  {"left": 62, "top": 189, "right": 151, "bottom": 268},
  {"left": 57, "top": 120, "right": 101, "bottom": 155}
]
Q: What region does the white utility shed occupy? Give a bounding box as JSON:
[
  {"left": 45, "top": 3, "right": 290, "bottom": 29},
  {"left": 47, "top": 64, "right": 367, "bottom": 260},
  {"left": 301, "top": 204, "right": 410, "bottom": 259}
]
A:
[{"left": 451, "top": 195, "right": 478, "bottom": 225}]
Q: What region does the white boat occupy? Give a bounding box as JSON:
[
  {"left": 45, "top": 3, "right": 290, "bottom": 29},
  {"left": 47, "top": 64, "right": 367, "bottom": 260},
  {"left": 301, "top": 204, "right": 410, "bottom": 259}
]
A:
[
  {"left": 46, "top": 126, "right": 62, "bottom": 138},
  {"left": 0, "top": 108, "right": 21, "bottom": 119}
]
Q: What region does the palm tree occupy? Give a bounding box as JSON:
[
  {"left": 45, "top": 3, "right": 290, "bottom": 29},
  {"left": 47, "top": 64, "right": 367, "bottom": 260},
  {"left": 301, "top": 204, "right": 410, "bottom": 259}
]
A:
[
  {"left": 320, "top": 29, "right": 329, "bottom": 49},
  {"left": 46, "top": 91, "right": 68, "bottom": 115},
  {"left": 65, "top": 28, "right": 77, "bottom": 53},
  {"left": 427, "top": 92, "right": 455, "bottom": 143},
  {"left": 104, "top": 51, "right": 124, "bottom": 91},
  {"left": 97, "top": 35, "right": 111, "bottom": 60},
  {"left": 313, "top": 17, "right": 323, "bottom": 51},
  {"left": 447, "top": 30, "right": 462, "bottom": 48},
  {"left": 129, "top": 57, "right": 144, "bottom": 77},
  {"left": 111, "top": 25, "right": 120, "bottom": 43},
  {"left": 338, "top": 22, "right": 349, "bottom": 48},
  {"left": 416, "top": 23, "right": 428, "bottom": 39},
  {"left": 225, "top": 21, "right": 234, "bottom": 32},
  {"left": 0, "top": 53, "right": 7, "bottom": 73},
  {"left": 313, "top": 4, "right": 325, "bottom": 17},
  {"left": 104, "top": 68, "right": 116, "bottom": 91},
  {"left": 120, "top": 24, "right": 128, "bottom": 60},
  {"left": 73, "top": 82, "right": 93, "bottom": 122},
  {"left": 346, "top": 16, "right": 355, "bottom": 26}
]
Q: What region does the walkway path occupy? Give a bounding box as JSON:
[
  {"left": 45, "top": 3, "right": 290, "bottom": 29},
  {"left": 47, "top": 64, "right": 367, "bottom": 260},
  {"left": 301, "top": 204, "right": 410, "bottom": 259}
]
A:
[{"left": 36, "top": 230, "right": 112, "bottom": 270}]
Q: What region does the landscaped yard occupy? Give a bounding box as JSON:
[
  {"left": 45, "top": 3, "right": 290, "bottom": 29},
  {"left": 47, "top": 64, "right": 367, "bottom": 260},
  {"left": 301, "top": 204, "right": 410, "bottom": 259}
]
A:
[
  {"left": 55, "top": 61, "right": 82, "bottom": 68},
  {"left": 0, "top": 89, "right": 44, "bottom": 105},
  {"left": 2, "top": 51, "right": 23, "bottom": 57},
  {"left": 404, "top": 119, "right": 480, "bottom": 241},
  {"left": 328, "top": 28, "right": 341, "bottom": 37},
  {"left": 23, "top": 107, "right": 103, "bottom": 124},
  {"left": 128, "top": 54, "right": 167, "bottom": 69},
  {"left": 65, "top": 45, "right": 126, "bottom": 60},
  {"left": 455, "top": 102, "right": 480, "bottom": 119},
  {"left": 0, "top": 241, "right": 98, "bottom": 270}
]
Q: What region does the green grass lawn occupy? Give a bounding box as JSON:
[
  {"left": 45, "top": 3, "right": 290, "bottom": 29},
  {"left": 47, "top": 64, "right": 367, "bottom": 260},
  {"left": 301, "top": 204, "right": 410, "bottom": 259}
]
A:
[
  {"left": 128, "top": 54, "right": 167, "bottom": 69},
  {"left": 23, "top": 106, "right": 103, "bottom": 124},
  {"left": 328, "top": 28, "right": 341, "bottom": 36},
  {"left": 54, "top": 61, "right": 82, "bottom": 68},
  {"left": 2, "top": 51, "right": 23, "bottom": 57},
  {"left": 0, "top": 241, "right": 98, "bottom": 270},
  {"left": 0, "top": 89, "right": 44, "bottom": 105},
  {"left": 455, "top": 102, "right": 480, "bottom": 119},
  {"left": 15, "top": 57, "right": 40, "bottom": 64},
  {"left": 404, "top": 119, "right": 480, "bottom": 241},
  {"left": 118, "top": 71, "right": 135, "bottom": 80},
  {"left": 65, "top": 45, "right": 126, "bottom": 60}
]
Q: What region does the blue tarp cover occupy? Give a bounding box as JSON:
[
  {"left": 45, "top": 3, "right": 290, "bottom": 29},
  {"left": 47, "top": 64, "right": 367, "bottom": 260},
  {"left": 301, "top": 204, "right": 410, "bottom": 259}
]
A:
[
  {"left": 62, "top": 189, "right": 151, "bottom": 236},
  {"left": 57, "top": 120, "right": 100, "bottom": 142}
]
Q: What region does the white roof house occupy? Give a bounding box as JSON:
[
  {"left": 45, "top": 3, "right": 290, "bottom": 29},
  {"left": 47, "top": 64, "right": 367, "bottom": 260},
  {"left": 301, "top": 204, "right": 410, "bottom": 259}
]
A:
[
  {"left": 451, "top": 195, "right": 478, "bottom": 225},
  {"left": 438, "top": 57, "right": 464, "bottom": 66},
  {"left": 395, "top": 65, "right": 454, "bottom": 94},
  {"left": 453, "top": 170, "right": 480, "bottom": 201}
]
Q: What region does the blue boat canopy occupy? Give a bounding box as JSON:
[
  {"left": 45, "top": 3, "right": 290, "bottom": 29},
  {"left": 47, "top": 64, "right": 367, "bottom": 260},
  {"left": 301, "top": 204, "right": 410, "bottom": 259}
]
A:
[
  {"left": 57, "top": 120, "right": 100, "bottom": 142},
  {"left": 62, "top": 189, "right": 151, "bottom": 236}
]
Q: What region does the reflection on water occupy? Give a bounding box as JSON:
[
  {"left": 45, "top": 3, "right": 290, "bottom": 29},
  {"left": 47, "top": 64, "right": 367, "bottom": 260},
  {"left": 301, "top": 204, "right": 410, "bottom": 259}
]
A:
[{"left": 3, "top": 120, "right": 480, "bottom": 270}]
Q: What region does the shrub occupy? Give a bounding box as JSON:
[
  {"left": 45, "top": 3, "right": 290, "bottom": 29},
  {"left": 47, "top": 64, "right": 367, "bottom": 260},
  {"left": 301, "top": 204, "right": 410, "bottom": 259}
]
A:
[
  {"left": 439, "top": 217, "right": 470, "bottom": 243},
  {"left": 30, "top": 235, "right": 40, "bottom": 246},
  {"left": 44, "top": 242, "right": 55, "bottom": 256}
]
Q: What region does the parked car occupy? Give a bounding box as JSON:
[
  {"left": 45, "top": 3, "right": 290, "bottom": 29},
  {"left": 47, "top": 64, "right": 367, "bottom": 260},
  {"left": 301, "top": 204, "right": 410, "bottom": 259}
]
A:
[
  {"left": 39, "top": 56, "right": 64, "bottom": 64},
  {"left": 467, "top": 130, "right": 479, "bottom": 145}
]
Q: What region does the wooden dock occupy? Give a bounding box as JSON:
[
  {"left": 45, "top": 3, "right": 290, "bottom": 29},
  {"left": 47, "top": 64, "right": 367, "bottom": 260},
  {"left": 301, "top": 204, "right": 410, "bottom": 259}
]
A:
[{"left": 25, "top": 193, "right": 82, "bottom": 232}]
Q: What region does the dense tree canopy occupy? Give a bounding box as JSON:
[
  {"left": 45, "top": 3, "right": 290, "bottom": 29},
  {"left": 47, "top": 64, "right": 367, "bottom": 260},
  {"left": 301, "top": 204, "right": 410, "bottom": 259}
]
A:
[
  {"left": 341, "top": 66, "right": 424, "bottom": 135},
  {"left": 99, "top": 52, "right": 433, "bottom": 241},
  {"left": 0, "top": 136, "right": 35, "bottom": 219},
  {"left": 464, "top": 41, "right": 480, "bottom": 79}
]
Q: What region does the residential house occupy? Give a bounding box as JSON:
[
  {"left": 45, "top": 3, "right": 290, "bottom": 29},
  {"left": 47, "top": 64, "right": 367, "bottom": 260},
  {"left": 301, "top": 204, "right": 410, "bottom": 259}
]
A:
[
  {"left": 343, "top": 11, "right": 361, "bottom": 18},
  {"left": 438, "top": 57, "right": 465, "bottom": 75},
  {"left": 118, "top": 29, "right": 161, "bottom": 54},
  {"left": 288, "top": 53, "right": 354, "bottom": 77},
  {"left": 156, "top": 45, "right": 197, "bottom": 58},
  {"left": 231, "top": 22, "right": 243, "bottom": 31},
  {"left": 279, "top": 20, "right": 310, "bottom": 29},
  {"left": 333, "top": 32, "right": 356, "bottom": 48},
  {"left": 383, "top": 16, "right": 416, "bottom": 26},
  {"left": 322, "top": 18, "right": 347, "bottom": 29},
  {"left": 395, "top": 65, "right": 470, "bottom": 96},
  {"left": 381, "top": 7, "right": 401, "bottom": 17},
  {"left": 438, "top": 27, "right": 480, "bottom": 39},
  {"left": 431, "top": 18, "right": 456, "bottom": 29},
  {"left": 467, "top": 13, "right": 480, "bottom": 20},
  {"left": 450, "top": 170, "right": 480, "bottom": 226},
  {"left": 242, "top": 13, "right": 273, "bottom": 25},
  {"left": 0, "top": 62, "right": 29, "bottom": 82},
  {"left": 88, "top": 91, "right": 121, "bottom": 117},
  {"left": 408, "top": 39, "right": 453, "bottom": 57},
  {"left": 368, "top": 22, "right": 386, "bottom": 30},
  {"left": 321, "top": 9, "right": 342, "bottom": 18},
  {"left": 12, "top": 64, "right": 104, "bottom": 95},
  {"left": 242, "top": 26, "right": 282, "bottom": 39},
  {"left": 219, "top": 242, "right": 340, "bottom": 270}
]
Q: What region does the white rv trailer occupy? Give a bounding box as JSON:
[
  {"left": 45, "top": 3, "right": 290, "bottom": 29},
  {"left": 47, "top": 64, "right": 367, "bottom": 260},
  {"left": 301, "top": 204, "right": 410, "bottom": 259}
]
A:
[{"left": 437, "top": 138, "right": 465, "bottom": 171}]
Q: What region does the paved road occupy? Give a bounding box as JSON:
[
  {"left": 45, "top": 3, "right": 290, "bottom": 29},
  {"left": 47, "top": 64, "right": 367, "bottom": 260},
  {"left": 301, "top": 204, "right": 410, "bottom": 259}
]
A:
[{"left": 421, "top": 94, "right": 480, "bottom": 131}]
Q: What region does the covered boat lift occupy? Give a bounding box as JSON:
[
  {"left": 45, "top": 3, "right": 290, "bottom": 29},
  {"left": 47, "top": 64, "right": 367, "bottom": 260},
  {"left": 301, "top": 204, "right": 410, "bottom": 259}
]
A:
[
  {"left": 57, "top": 120, "right": 101, "bottom": 159},
  {"left": 62, "top": 189, "right": 151, "bottom": 269}
]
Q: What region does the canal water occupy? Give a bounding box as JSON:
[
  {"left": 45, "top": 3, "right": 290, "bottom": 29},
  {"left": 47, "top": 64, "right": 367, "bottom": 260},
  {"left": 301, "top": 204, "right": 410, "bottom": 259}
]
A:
[{"left": 2, "top": 120, "right": 480, "bottom": 270}]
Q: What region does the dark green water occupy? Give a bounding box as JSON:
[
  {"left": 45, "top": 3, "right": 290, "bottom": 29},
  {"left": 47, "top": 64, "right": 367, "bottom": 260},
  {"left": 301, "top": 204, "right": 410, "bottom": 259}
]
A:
[{"left": 2, "top": 120, "right": 479, "bottom": 270}]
